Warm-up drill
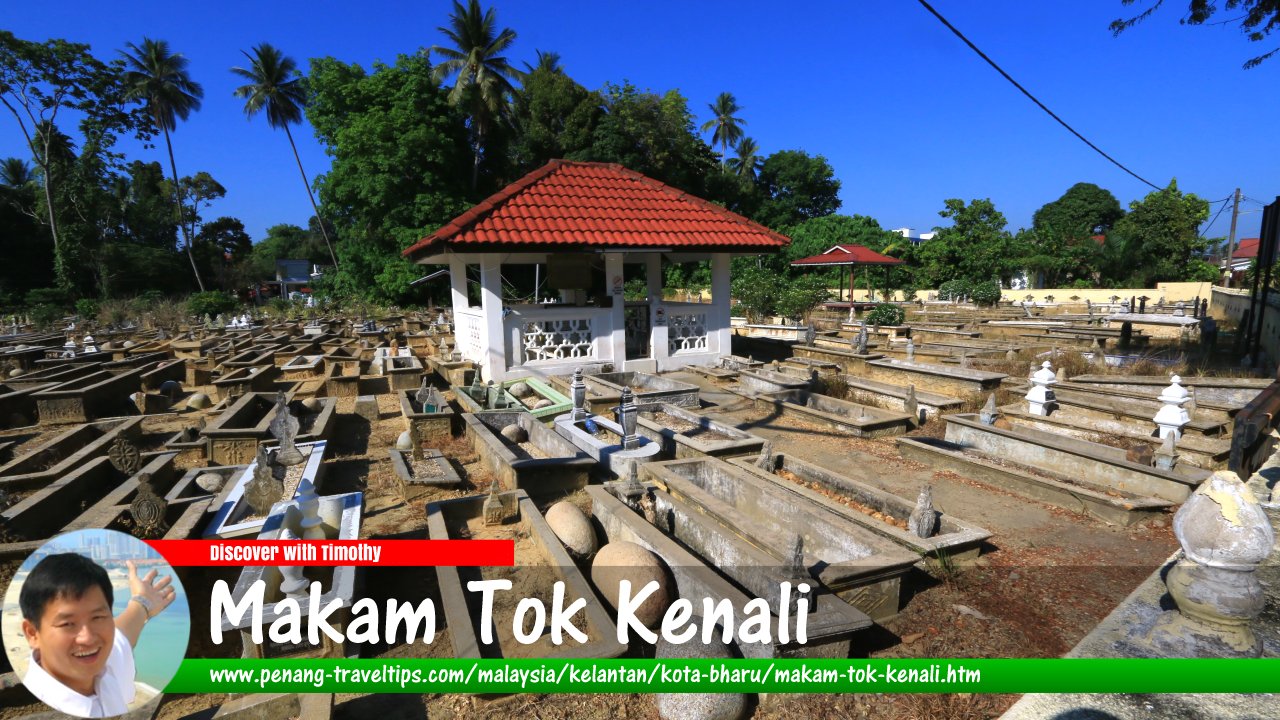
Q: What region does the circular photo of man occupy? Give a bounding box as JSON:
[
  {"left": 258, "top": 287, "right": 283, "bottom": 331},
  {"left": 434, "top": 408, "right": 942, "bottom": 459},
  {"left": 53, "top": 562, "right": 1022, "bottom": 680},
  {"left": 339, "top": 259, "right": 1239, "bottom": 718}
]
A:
[{"left": 2, "top": 528, "right": 190, "bottom": 718}]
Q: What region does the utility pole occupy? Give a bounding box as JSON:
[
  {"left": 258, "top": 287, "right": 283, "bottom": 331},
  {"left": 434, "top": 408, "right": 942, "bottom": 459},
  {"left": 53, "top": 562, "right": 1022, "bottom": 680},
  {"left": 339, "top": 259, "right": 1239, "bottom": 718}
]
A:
[{"left": 1224, "top": 188, "right": 1241, "bottom": 288}]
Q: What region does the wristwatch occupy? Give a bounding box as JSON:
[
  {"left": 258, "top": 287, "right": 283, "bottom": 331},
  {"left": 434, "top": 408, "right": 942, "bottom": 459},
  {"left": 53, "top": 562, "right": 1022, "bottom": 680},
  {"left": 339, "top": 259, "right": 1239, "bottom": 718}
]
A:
[{"left": 130, "top": 594, "right": 155, "bottom": 619}]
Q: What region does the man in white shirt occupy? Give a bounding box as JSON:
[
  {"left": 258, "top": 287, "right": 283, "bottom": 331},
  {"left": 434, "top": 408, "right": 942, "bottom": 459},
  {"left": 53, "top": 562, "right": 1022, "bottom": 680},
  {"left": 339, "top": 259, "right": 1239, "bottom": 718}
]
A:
[{"left": 19, "top": 553, "right": 177, "bottom": 718}]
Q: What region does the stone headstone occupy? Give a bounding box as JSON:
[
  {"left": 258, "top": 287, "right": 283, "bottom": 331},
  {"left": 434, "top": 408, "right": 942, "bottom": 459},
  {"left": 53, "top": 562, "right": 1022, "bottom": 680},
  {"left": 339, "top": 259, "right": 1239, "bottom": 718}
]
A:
[
  {"left": 1153, "top": 432, "right": 1179, "bottom": 470},
  {"left": 107, "top": 436, "right": 142, "bottom": 476},
  {"left": 354, "top": 395, "right": 380, "bottom": 424},
  {"left": 395, "top": 429, "right": 413, "bottom": 451},
  {"left": 500, "top": 423, "right": 528, "bottom": 443},
  {"left": 415, "top": 379, "right": 434, "bottom": 410},
  {"left": 187, "top": 392, "right": 211, "bottom": 410},
  {"left": 905, "top": 338, "right": 915, "bottom": 361},
  {"left": 129, "top": 472, "right": 169, "bottom": 539},
  {"left": 979, "top": 394, "right": 998, "bottom": 425},
  {"left": 854, "top": 324, "right": 868, "bottom": 355},
  {"left": 508, "top": 381, "right": 533, "bottom": 399},
  {"left": 907, "top": 485, "right": 938, "bottom": 539},
  {"left": 1025, "top": 361, "right": 1057, "bottom": 416},
  {"left": 482, "top": 479, "right": 506, "bottom": 526},
  {"left": 1154, "top": 375, "right": 1191, "bottom": 442},
  {"left": 196, "top": 471, "right": 226, "bottom": 493},
  {"left": 754, "top": 439, "right": 775, "bottom": 471},
  {"left": 269, "top": 393, "right": 304, "bottom": 466},
  {"left": 545, "top": 501, "right": 598, "bottom": 559},
  {"left": 245, "top": 445, "right": 284, "bottom": 517},
  {"left": 904, "top": 384, "right": 919, "bottom": 427}
]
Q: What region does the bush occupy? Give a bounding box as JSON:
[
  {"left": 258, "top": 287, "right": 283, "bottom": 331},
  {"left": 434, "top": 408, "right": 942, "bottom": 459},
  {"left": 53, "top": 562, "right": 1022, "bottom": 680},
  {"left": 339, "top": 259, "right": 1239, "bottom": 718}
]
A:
[
  {"left": 74, "top": 298, "right": 99, "bottom": 320},
  {"left": 970, "top": 280, "right": 1002, "bottom": 306},
  {"left": 730, "top": 265, "right": 782, "bottom": 323},
  {"left": 24, "top": 287, "right": 70, "bottom": 310},
  {"left": 900, "top": 284, "right": 919, "bottom": 302},
  {"left": 865, "top": 302, "right": 905, "bottom": 326},
  {"left": 187, "top": 291, "right": 239, "bottom": 318},
  {"left": 775, "top": 275, "right": 831, "bottom": 324},
  {"left": 1069, "top": 278, "right": 1095, "bottom": 289},
  {"left": 937, "top": 279, "right": 972, "bottom": 301}
]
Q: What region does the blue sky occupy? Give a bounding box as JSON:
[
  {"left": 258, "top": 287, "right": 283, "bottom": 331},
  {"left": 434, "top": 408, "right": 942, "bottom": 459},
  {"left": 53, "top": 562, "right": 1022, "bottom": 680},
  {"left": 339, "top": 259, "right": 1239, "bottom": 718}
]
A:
[{"left": 3, "top": 1, "right": 1274, "bottom": 243}]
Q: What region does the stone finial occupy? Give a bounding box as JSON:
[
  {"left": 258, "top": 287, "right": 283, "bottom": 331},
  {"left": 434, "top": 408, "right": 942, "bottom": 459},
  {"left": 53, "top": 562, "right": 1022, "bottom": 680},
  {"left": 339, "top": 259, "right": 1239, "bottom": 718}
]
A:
[
  {"left": 245, "top": 445, "right": 284, "bottom": 517},
  {"left": 805, "top": 324, "right": 816, "bottom": 346},
  {"left": 620, "top": 461, "right": 645, "bottom": 508},
  {"left": 904, "top": 384, "right": 919, "bottom": 427},
  {"left": 754, "top": 439, "right": 776, "bottom": 471},
  {"left": 1186, "top": 386, "right": 1198, "bottom": 421},
  {"left": 82, "top": 335, "right": 97, "bottom": 353},
  {"left": 979, "top": 393, "right": 998, "bottom": 425},
  {"left": 570, "top": 367, "right": 588, "bottom": 421},
  {"left": 415, "top": 378, "right": 434, "bottom": 410},
  {"left": 1154, "top": 374, "right": 1191, "bottom": 443},
  {"left": 1147, "top": 471, "right": 1275, "bottom": 657},
  {"left": 1025, "top": 361, "right": 1058, "bottom": 416},
  {"left": 905, "top": 338, "right": 915, "bottom": 361},
  {"left": 1154, "top": 432, "right": 1179, "bottom": 470},
  {"left": 617, "top": 387, "right": 640, "bottom": 450},
  {"left": 269, "top": 393, "right": 304, "bottom": 466},
  {"left": 907, "top": 485, "right": 938, "bottom": 539},
  {"left": 854, "top": 324, "right": 868, "bottom": 355}
]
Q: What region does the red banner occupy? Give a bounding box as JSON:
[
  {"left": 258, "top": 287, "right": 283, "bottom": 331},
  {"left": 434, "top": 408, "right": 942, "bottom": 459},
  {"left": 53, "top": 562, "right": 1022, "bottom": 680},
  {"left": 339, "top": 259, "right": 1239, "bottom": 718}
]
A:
[{"left": 145, "top": 540, "right": 514, "bottom": 567}]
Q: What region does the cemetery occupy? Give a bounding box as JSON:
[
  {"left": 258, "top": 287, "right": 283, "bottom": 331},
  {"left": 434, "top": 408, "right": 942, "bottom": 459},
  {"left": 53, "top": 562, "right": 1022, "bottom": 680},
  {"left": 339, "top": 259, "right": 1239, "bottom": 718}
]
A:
[{"left": 0, "top": 159, "right": 1276, "bottom": 720}]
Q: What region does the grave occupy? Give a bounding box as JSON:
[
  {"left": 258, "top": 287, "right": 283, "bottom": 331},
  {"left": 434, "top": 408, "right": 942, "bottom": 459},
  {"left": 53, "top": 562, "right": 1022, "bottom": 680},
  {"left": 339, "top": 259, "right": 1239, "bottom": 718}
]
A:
[
  {"left": 0, "top": 381, "right": 50, "bottom": 429},
  {"left": 427, "top": 489, "right": 626, "bottom": 661},
  {"left": 387, "top": 446, "right": 462, "bottom": 499},
  {"left": 463, "top": 411, "right": 594, "bottom": 494},
  {"left": 553, "top": 406, "right": 662, "bottom": 480},
  {"left": 33, "top": 367, "right": 144, "bottom": 424},
  {"left": 222, "top": 490, "right": 364, "bottom": 659},
  {"left": 642, "top": 457, "right": 920, "bottom": 620},
  {"left": 835, "top": 375, "right": 963, "bottom": 423},
  {"left": 279, "top": 354, "right": 326, "bottom": 381},
  {"left": 791, "top": 344, "right": 885, "bottom": 375},
  {"left": 636, "top": 403, "right": 766, "bottom": 459},
  {"left": 1062, "top": 374, "right": 1271, "bottom": 408},
  {"left": 588, "top": 484, "right": 872, "bottom": 658},
  {"left": 755, "top": 388, "right": 915, "bottom": 438},
  {"left": 322, "top": 360, "right": 361, "bottom": 397},
  {"left": 729, "top": 453, "right": 991, "bottom": 561},
  {"left": 211, "top": 364, "right": 280, "bottom": 403},
  {"left": 201, "top": 392, "right": 336, "bottom": 465},
  {"left": 733, "top": 366, "right": 812, "bottom": 396},
  {"left": 0, "top": 417, "right": 143, "bottom": 487},
  {"left": 551, "top": 370, "right": 701, "bottom": 411},
  {"left": 203, "top": 439, "right": 328, "bottom": 539},
  {"left": 861, "top": 358, "right": 1006, "bottom": 398},
  {"left": 398, "top": 383, "right": 455, "bottom": 444}
]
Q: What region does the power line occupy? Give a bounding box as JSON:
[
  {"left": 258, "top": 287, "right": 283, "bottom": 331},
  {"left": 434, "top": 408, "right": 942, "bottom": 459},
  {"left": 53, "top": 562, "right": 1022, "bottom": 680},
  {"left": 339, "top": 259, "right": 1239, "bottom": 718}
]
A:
[
  {"left": 915, "top": 0, "right": 1162, "bottom": 191},
  {"left": 1201, "top": 196, "right": 1233, "bottom": 237}
]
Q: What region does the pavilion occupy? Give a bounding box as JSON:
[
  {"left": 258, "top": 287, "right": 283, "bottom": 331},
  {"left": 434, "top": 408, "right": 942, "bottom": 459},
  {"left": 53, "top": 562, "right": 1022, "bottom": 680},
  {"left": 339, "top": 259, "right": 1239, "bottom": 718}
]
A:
[
  {"left": 402, "top": 160, "right": 790, "bottom": 382},
  {"left": 790, "top": 244, "right": 905, "bottom": 304}
]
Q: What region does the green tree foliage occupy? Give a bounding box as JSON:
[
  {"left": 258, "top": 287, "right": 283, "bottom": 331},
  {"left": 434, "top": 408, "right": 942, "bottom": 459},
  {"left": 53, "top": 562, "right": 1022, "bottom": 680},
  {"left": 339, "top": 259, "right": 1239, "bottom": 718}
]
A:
[
  {"left": 232, "top": 43, "right": 339, "bottom": 268},
  {"left": 120, "top": 37, "right": 206, "bottom": 290},
  {"left": 1023, "top": 182, "right": 1124, "bottom": 286},
  {"left": 915, "top": 198, "right": 1023, "bottom": 287},
  {"left": 727, "top": 137, "right": 761, "bottom": 179},
  {"left": 774, "top": 274, "right": 831, "bottom": 324},
  {"left": 0, "top": 157, "right": 53, "bottom": 302},
  {"left": 729, "top": 263, "right": 781, "bottom": 322},
  {"left": 1113, "top": 1, "right": 1280, "bottom": 68},
  {"left": 865, "top": 303, "right": 905, "bottom": 326},
  {"left": 187, "top": 290, "right": 238, "bottom": 316},
  {"left": 196, "top": 216, "right": 252, "bottom": 289},
  {"left": 431, "top": 0, "right": 524, "bottom": 190},
  {"left": 752, "top": 150, "right": 841, "bottom": 230},
  {"left": 700, "top": 92, "right": 746, "bottom": 160},
  {"left": 509, "top": 63, "right": 601, "bottom": 174},
  {"left": 1105, "top": 180, "right": 1210, "bottom": 285},
  {"left": 306, "top": 53, "right": 472, "bottom": 304}
]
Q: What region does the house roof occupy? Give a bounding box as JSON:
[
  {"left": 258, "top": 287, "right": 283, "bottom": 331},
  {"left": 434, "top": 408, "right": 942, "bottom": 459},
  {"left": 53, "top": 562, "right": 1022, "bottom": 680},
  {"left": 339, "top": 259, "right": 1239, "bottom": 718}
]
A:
[
  {"left": 1232, "top": 238, "right": 1262, "bottom": 260},
  {"left": 790, "top": 244, "right": 904, "bottom": 267},
  {"left": 402, "top": 159, "right": 791, "bottom": 259}
]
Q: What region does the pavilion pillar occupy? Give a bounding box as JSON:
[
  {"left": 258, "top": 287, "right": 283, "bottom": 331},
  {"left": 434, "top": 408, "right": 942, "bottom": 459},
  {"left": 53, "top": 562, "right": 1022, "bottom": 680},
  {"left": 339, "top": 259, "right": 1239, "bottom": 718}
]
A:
[
  {"left": 646, "top": 254, "right": 667, "bottom": 363},
  {"left": 447, "top": 254, "right": 467, "bottom": 311},
  {"left": 605, "top": 252, "right": 626, "bottom": 369},
  {"left": 478, "top": 256, "right": 507, "bottom": 381},
  {"left": 711, "top": 253, "right": 732, "bottom": 356}
]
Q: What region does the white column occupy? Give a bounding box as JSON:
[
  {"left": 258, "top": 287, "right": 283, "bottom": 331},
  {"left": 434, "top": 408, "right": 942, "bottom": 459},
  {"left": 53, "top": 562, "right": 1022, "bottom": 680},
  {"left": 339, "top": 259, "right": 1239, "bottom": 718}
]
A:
[
  {"left": 479, "top": 256, "right": 507, "bottom": 381},
  {"left": 604, "top": 252, "right": 626, "bottom": 369},
  {"left": 447, "top": 255, "right": 467, "bottom": 313},
  {"left": 646, "top": 254, "right": 666, "bottom": 364},
  {"left": 711, "top": 253, "right": 732, "bottom": 357}
]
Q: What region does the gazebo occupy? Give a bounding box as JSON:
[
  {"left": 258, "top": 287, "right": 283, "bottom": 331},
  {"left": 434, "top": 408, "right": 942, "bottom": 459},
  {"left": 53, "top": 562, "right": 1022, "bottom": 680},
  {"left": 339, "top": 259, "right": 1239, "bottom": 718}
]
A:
[
  {"left": 790, "top": 244, "right": 904, "bottom": 304},
  {"left": 402, "top": 160, "right": 789, "bottom": 381}
]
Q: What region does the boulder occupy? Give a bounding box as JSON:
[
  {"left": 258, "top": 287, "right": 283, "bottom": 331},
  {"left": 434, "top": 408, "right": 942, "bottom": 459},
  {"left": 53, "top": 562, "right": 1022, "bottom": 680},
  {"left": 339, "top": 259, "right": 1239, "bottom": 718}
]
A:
[
  {"left": 122, "top": 340, "right": 135, "bottom": 348},
  {"left": 159, "top": 380, "right": 182, "bottom": 398},
  {"left": 395, "top": 430, "right": 413, "bottom": 451},
  {"left": 655, "top": 627, "right": 747, "bottom": 720},
  {"left": 508, "top": 381, "right": 533, "bottom": 398},
  {"left": 591, "top": 541, "right": 672, "bottom": 629},
  {"left": 545, "top": 502, "right": 598, "bottom": 559},
  {"left": 532, "top": 398, "right": 554, "bottom": 410},
  {"left": 196, "top": 472, "right": 226, "bottom": 493},
  {"left": 186, "top": 392, "right": 212, "bottom": 410},
  {"left": 500, "top": 424, "right": 528, "bottom": 443}
]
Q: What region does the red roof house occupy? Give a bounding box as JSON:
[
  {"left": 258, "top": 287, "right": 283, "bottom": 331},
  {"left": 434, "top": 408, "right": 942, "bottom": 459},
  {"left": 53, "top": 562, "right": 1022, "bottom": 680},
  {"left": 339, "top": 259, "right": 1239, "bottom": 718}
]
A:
[{"left": 404, "top": 160, "right": 790, "bottom": 381}]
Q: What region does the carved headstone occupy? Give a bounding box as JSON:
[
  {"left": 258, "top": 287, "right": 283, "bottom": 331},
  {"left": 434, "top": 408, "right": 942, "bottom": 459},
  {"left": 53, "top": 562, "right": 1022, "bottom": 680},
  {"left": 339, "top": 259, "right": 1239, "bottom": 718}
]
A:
[
  {"left": 804, "top": 324, "right": 816, "bottom": 347},
  {"left": 754, "top": 439, "right": 775, "bottom": 471},
  {"left": 979, "top": 393, "right": 998, "bottom": 425},
  {"left": 129, "top": 472, "right": 169, "bottom": 539},
  {"left": 620, "top": 462, "right": 645, "bottom": 509},
  {"left": 617, "top": 387, "right": 640, "bottom": 450},
  {"left": 107, "top": 436, "right": 142, "bottom": 476},
  {"left": 907, "top": 486, "right": 938, "bottom": 539},
  {"left": 409, "top": 421, "right": 424, "bottom": 462},
  {"left": 245, "top": 445, "right": 284, "bottom": 517},
  {"left": 854, "top": 324, "right": 868, "bottom": 355},
  {"left": 785, "top": 534, "right": 812, "bottom": 616},
  {"left": 269, "top": 393, "right": 304, "bottom": 466},
  {"left": 415, "top": 379, "right": 435, "bottom": 412},
  {"left": 570, "top": 367, "right": 588, "bottom": 421},
  {"left": 905, "top": 338, "right": 915, "bottom": 362},
  {"left": 482, "top": 478, "right": 505, "bottom": 526},
  {"left": 904, "top": 384, "right": 919, "bottom": 427}
]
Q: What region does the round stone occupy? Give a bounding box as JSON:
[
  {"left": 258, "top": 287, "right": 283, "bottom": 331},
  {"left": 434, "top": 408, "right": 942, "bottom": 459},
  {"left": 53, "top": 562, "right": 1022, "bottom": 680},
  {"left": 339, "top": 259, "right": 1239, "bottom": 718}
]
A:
[
  {"left": 532, "top": 398, "right": 554, "bottom": 410},
  {"left": 159, "top": 380, "right": 182, "bottom": 397},
  {"left": 545, "top": 502, "right": 598, "bottom": 559},
  {"left": 122, "top": 340, "right": 135, "bottom": 348},
  {"left": 508, "top": 381, "right": 533, "bottom": 398},
  {"left": 396, "top": 430, "right": 413, "bottom": 451},
  {"left": 655, "top": 626, "right": 747, "bottom": 720},
  {"left": 301, "top": 398, "right": 324, "bottom": 413},
  {"left": 9, "top": 368, "right": 23, "bottom": 378},
  {"left": 99, "top": 341, "right": 114, "bottom": 351},
  {"left": 195, "top": 472, "right": 225, "bottom": 493},
  {"left": 500, "top": 424, "right": 528, "bottom": 443},
  {"left": 591, "top": 541, "right": 672, "bottom": 629},
  {"left": 186, "top": 392, "right": 211, "bottom": 410}
]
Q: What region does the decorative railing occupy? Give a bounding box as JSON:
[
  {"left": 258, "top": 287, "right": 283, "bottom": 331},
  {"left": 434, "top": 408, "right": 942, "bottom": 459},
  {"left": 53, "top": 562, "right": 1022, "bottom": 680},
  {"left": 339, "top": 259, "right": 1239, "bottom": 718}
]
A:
[
  {"left": 667, "top": 307, "right": 709, "bottom": 355},
  {"left": 520, "top": 315, "right": 596, "bottom": 363}
]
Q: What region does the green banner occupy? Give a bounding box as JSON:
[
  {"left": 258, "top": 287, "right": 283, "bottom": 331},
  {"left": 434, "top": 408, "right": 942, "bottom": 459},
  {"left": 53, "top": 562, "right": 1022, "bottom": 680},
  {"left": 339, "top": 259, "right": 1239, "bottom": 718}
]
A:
[{"left": 168, "top": 658, "right": 1280, "bottom": 694}]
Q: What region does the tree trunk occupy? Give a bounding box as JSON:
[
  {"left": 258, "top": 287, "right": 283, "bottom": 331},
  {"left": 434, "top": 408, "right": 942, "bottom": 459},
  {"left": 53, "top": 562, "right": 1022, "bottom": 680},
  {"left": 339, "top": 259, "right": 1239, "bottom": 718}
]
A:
[
  {"left": 164, "top": 125, "right": 204, "bottom": 292},
  {"left": 284, "top": 123, "right": 339, "bottom": 269}
]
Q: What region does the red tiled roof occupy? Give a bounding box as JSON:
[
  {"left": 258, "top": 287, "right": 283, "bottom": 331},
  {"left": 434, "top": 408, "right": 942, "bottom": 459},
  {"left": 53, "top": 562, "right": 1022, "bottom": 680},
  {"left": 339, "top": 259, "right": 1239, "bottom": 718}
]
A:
[
  {"left": 791, "top": 245, "right": 904, "bottom": 266},
  {"left": 403, "top": 160, "right": 790, "bottom": 258},
  {"left": 1232, "top": 238, "right": 1261, "bottom": 259}
]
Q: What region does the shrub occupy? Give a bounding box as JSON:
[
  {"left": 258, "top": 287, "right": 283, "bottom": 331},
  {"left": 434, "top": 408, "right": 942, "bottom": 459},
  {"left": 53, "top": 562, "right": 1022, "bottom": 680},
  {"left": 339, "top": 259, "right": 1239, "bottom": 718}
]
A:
[
  {"left": 24, "top": 287, "right": 70, "bottom": 310},
  {"left": 901, "top": 284, "right": 919, "bottom": 302},
  {"left": 74, "top": 298, "right": 99, "bottom": 320},
  {"left": 775, "top": 275, "right": 831, "bottom": 324},
  {"left": 865, "top": 302, "right": 905, "bottom": 326},
  {"left": 187, "top": 291, "right": 238, "bottom": 318},
  {"left": 730, "top": 265, "right": 782, "bottom": 323},
  {"left": 937, "top": 279, "right": 972, "bottom": 301},
  {"left": 970, "top": 280, "right": 1002, "bottom": 306},
  {"left": 1069, "top": 278, "right": 1094, "bottom": 289}
]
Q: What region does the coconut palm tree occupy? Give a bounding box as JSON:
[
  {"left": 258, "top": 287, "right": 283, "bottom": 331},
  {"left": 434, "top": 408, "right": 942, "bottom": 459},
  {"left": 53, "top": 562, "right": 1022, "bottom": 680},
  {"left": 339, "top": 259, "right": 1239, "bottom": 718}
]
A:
[
  {"left": 700, "top": 92, "right": 746, "bottom": 161},
  {"left": 522, "top": 50, "right": 562, "bottom": 74},
  {"left": 726, "top": 137, "right": 761, "bottom": 179},
  {"left": 430, "top": 0, "right": 523, "bottom": 189},
  {"left": 120, "top": 38, "right": 205, "bottom": 290},
  {"left": 0, "top": 157, "right": 33, "bottom": 187},
  {"left": 232, "top": 43, "right": 339, "bottom": 269}
]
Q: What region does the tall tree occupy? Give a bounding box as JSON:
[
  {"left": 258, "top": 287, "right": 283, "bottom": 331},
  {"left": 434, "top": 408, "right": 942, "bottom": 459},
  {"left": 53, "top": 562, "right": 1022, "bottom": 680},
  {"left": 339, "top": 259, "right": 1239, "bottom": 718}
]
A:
[
  {"left": 700, "top": 92, "right": 746, "bottom": 160},
  {"left": 916, "top": 198, "right": 1024, "bottom": 287},
  {"left": 509, "top": 61, "right": 601, "bottom": 175},
  {"left": 232, "top": 43, "right": 339, "bottom": 269},
  {"left": 753, "top": 150, "right": 841, "bottom": 230},
  {"left": 1107, "top": 179, "right": 1210, "bottom": 285},
  {"left": 430, "top": 0, "right": 523, "bottom": 190},
  {"left": 726, "top": 137, "right": 761, "bottom": 179},
  {"left": 0, "top": 157, "right": 33, "bottom": 187},
  {"left": 1026, "top": 182, "right": 1125, "bottom": 286},
  {"left": 120, "top": 38, "right": 205, "bottom": 290}
]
